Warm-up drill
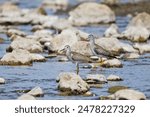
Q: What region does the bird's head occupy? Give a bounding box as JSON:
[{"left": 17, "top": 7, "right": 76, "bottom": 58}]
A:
[
  {"left": 60, "top": 45, "right": 71, "bottom": 53},
  {"left": 87, "top": 34, "right": 95, "bottom": 43}
]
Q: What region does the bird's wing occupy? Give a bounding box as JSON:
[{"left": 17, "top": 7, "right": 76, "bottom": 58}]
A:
[
  {"left": 94, "top": 44, "right": 116, "bottom": 58},
  {"left": 72, "top": 52, "right": 93, "bottom": 63}
]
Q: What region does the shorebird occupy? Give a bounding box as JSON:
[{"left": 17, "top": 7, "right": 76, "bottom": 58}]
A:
[
  {"left": 88, "top": 34, "right": 118, "bottom": 58},
  {"left": 61, "top": 45, "right": 93, "bottom": 74}
]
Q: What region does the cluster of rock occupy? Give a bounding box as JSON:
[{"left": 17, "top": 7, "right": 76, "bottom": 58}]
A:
[{"left": 0, "top": 1, "right": 148, "bottom": 100}]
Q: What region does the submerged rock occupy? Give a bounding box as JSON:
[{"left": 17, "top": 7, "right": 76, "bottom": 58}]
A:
[
  {"left": 108, "top": 86, "right": 128, "bottom": 94},
  {"left": 104, "top": 24, "right": 120, "bottom": 37},
  {"left": 109, "top": 89, "right": 146, "bottom": 100},
  {"left": 17, "top": 94, "right": 36, "bottom": 100},
  {"left": 27, "top": 86, "right": 44, "bottom": 97},
  {"left": 0, "top": 37, "right": 4, "bottom": 43},
  {"left": 57, "top": 72, "right": 89, "bottom": 95},
  {"left": 68, "top": 2, "right": 115, "bottom": 26},
  {"left": 0, "top": 49, "right": 45, "bottom": 66},
  {"left": 0, "top": 77, "right": 5, "bottom": 84},
  {"left": 101, "top": 58, "right": 122, "bottom": 68},
  {"left": 107, "top": 74, "right": 123, "bottom": 81}
]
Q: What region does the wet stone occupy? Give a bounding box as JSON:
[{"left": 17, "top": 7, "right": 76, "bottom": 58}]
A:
[{"left": 108, "top": 86, "right": 128, "bottom": 94}]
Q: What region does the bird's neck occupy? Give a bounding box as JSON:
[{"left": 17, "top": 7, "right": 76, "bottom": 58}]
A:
[
  {"left": 89, "top": 39, "right": 97, "bottom": 56},
  {"left": 66, "top": 50, "right": 73, "bottom": 61}
]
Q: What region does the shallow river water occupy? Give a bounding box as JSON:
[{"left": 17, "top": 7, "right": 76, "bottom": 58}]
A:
[{"left": 0, "top": 0, "right": 150, "bottom": 100}]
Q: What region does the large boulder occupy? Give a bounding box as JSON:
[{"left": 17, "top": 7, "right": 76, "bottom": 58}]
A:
[
  {"left": 0, "top": 49, "right": 45, "bottom": 66},
  {"left": 95, "top": 37, "right": 125, "bottom": 55},
  {"left": 121, "top": 12, "right": 150, "bottom": 42},
  {"left": 7, "top": 37, "right": 43, "bottom": 53},
  {"left": 71, "top": 41, "right": 92, "bottom": 56},
  {"left": 68, "top": 3, "right": 115, "bottom": 26},
  {"left": 57, "top": 72, "right": 89, "bottom": 95},
  {"left": 122, "top": 25, "right": 149, "bottom": 42},
  {"left": 49, "top": 28, "right": 79, "bottom": 52},
  {"left": 109, "top": 89, "right": 146, "bottom": 100},
  {"left": 128, "top": 12, "right": 150, "bottom": 31}
]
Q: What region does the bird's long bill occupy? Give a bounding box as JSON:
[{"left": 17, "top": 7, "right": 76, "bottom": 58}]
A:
[{"left": 58, "top": 48, "right": 65, "bottom": 54}]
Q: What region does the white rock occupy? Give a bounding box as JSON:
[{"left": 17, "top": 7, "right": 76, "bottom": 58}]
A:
[
  {"left": 102, "top": 58, "right": 122, "bottom": 68},
  {"left": 104, "top": 24, "right": 120, "bottom": 37},
  {"left": 25, "top": 14, "right": 58, "bottom": 25},
  {"left": 49, "top": 28, "right": 79, "bottom": 51},
  {"left": 121, "top": 52, "right": 140, "bottom": 59},
  {"left": 128, "top": 12, "right": 150, "bottom": 31},
  {"left": 110, "top": 89, "right": 146, "bottom": 100},
  {"left": 107, "top": 74, "right": 123, "bottom": 81},
  {"left": 27, "top": 86, "right": 44, "bottom": 97},
  {"left": 7, "top": 29, "right": 26, "bottom": 37},
  {"left": 0, "top": 16, "right": 31, "bottom": 25},
  {"left": 68, "top": 3, "right": 115, "bottom": 26},
  {"left": 0, "top": 77, "right": 5, "bottom": 84},
  {"left": 95, "top": 37, "right": 125, "bottom": 55},
  {"left": 57, "top": 72, "right": 89, "bottom": 94},
  {"left": 71, "top": 41, "right": 92, "bottom": 56},
  {"left": 122, "top": 25, "right": 149, "bottom": 42},
  {"left": 17, "top": 94, "right": 36, "bottom": 100},
  {"left": 0, "top": 49, "right": 32, "bottom": 65},
  {"left": 42, "top": 0, "right": 69, "bottom": 10},
  {"left": 0, "top": 49, "right": 45, "bottom": 65},
  {"left": 120, "top": 42, "right": 138, "bottom": 53},
  {"left": 86, "top": 74, "right": 107, "bottom": 84},
  {"left": 43, "top": 18, "right": 72, "bottom": 31},
  {"left": 7, "top": 37, "right": 43, "bottom": 53},
  {"left": 34, "top": 29, "right": 53, "bottom": 38},
  {"left": 30, "top": 54, "right": 46, "bottom": 62},
  {"left": 133, "top": 43, "right": 150, "bottom": 54},
  {"left": 0, "top": 2, "right": 22, "bottom": 17}
]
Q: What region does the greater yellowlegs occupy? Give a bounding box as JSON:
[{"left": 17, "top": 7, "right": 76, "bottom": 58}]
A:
[
  {"left": 61, "top": 45, "right": 93, "bottom": 74},
  {"left": 88, "top": 34, "right": 117, "bottom": 58}
]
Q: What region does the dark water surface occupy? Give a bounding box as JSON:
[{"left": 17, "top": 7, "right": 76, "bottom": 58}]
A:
[{"left": 0, "top": 0, "right": 150, "bottom": 100}]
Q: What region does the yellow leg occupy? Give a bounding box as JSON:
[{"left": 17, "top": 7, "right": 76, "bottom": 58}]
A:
[{"left": 76, "top": 62, "right": 79, "bottom": 75}]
